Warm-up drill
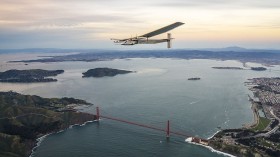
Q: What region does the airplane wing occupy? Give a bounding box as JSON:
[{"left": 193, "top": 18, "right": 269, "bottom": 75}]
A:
[{"left": 140, "top": 22, "right": 184, "bottom": 38}]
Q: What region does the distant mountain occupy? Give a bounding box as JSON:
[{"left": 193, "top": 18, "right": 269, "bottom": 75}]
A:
[
  {"left": 201, "top": 46, "right": 248, "bottom": 52},
  {"left": 11, "top": 49, "right": 280, "bottom": 65},
  {"left": 199, "top": 46, "right": 280, "bottom": 53},
  {"left": 0, "top": 48, "right": 111, "bottom": 54},
  {"left": 0, "top": 48, "right": 64, "bottom": 54},
  {"left": 0, "top": 47, "right": 279, "bottom": 54}
]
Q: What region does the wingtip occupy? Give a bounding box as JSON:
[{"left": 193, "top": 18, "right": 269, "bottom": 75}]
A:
[{"left": 176, "top": 22, "right": 185, "bottom": 25}]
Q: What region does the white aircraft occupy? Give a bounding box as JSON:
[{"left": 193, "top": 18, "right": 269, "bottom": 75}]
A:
[{"left": 111, "top": 22, "right": 184, "bottom": 48}]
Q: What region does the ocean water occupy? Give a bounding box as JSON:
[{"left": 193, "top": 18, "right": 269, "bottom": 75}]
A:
[{"left": 1, "top": 56, "right": 280, "bottom": 157}]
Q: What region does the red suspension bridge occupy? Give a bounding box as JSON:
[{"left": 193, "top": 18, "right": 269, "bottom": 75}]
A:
[{"left": 95, "top": 107, "right": 206, "bottom": 141}]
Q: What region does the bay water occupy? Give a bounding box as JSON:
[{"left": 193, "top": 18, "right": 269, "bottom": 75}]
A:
[{"left": 1, "top": 56, "right": 280, "bottom": 157}]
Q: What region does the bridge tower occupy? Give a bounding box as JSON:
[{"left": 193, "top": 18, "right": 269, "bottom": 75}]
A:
[
  {"left": 166, "top": 120, "right": 170, "bottom": 139},
  {"left": 96, "top": 106, "right": 100, "bottom": 121}
]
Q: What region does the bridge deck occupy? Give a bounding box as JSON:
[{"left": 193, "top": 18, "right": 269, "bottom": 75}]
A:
[{"left": 100, "top": 115, "right": 191, "bottom": 138}]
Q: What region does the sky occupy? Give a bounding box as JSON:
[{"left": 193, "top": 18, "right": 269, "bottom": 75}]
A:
[{"left": 0, "top": 0, "right": 280, "bottom": 49}]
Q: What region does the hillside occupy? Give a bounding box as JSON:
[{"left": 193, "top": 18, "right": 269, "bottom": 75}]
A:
[
  {"left": 0, "top": 92, "right": 96, "bottom": 157},
  {"left": 0, "top": 69, "right": 64, "bottom": 83},
  {"left": 82, "top": 68, "right": 133, "bottom": 77}
]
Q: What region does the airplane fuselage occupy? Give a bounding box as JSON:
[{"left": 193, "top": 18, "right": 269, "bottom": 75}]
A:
[
  {"left": 111, "top": 22, "right": 184, "bottom": 48},
  {"left": 121, "top": 38, "right": 168, "bottom": 45}
]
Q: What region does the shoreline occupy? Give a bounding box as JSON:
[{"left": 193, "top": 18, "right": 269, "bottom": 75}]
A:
[
  {"left": 29, "top": 119, "right": 98, "bottom": 157},
  {"left": 207, "top": 130, "right": 221, "bottom": 140},
  {"left": 206, "top": 77, "right": 280, "bottom": 156},
  {"left": 184, "top": 130, "right": 236, "bottom": 157},
  {"left": 197, "top": 98, "right": 255, "bottom": 157},
  {"left": 185, "top": 137, "right": 236, "bottom": 157},
  {"left": 194, "top": 94, "right": 256, "bottom": 157}
]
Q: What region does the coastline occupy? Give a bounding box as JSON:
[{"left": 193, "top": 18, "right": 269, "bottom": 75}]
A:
[
  {"left": 0, "top": 91, "right": 97, "bottom": 157},
  {"left": 29, "top": 119, "right": 98, "bottom": 157},
  {"left": 184, "top": 130, "right": 236, "bottom": 157},
  {"left": 205, "top": 77, "right": 280, "bottom": 157},
  {"left": 185, "top": 137, "right": 236, "bottom": 157},
  {"left": 207, "top": 130, "right": 221, "bottom": 140},
  {"left": 189, "top": 91, "right": 256, "bottom": 157},
  {"left": 29, "top": 133, "right": 51, "bottom": 157},
  {"left": 198, "top": 101, "right": 255, "bottom": 157}
]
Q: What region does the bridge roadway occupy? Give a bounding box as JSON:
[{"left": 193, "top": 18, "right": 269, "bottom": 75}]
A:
[{"left": 100, "top": 115, "right": 192, "bottom": 139}]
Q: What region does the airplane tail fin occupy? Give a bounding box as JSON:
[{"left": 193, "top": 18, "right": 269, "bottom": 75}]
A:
[{"left": 167, "top": 33, "right": 172, "bottom": 48}]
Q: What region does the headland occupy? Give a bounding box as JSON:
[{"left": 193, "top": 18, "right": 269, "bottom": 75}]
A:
[{"left": 0, "top": 91, "right": 96, "bottom": 157}]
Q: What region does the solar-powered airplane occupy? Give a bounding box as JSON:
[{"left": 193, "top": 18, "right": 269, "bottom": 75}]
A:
[{"left": 111, "top": 22, "right": 184, "bottom": 48}]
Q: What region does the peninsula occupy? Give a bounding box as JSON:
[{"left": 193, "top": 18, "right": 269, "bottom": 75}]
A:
[
  {"left": 0, "top": 69, "right": 64, "bottom": 83},
  {"left": 0, "top": 91, "right": 96, "bottom": 157},
  {"left": 82, "top": 68, "right": 134, "bottom": 78},
  {"left": 208, "top": 77, "right": 280, "bottom": 157}
]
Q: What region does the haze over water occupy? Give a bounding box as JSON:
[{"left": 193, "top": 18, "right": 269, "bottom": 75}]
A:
[{"left": 1, "top": 55, "right": 280, "bottom": 157}]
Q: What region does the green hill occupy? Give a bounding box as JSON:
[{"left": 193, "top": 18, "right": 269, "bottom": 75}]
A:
[
  {"left": 0, "top": 69, "right": 64, "bottom": 82},
  {"left": 0, "top": 91, "right": 96, "bottom": 157},
  {"left": 82, "top": 68, "right": 133, "bottom": 77}
]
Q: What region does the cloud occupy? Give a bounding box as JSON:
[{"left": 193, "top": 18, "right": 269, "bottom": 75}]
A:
[
  {"left": 0, "top": 0, "right": 144, "bottom": 30},
  {"left": 154, "top": 0, "right": 280, "bottom": 9},
  {"left": 0, "top": 0, "right": 280, "bottom": 49},
  {"left": 0, "top": 27, "right": 110, "bottom": 48}
]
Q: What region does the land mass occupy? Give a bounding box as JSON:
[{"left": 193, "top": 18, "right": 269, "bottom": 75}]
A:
[
  {"left": 9, "top": 49, "right": 280, "bottom": 66},
  {"left": 0, "top": 69, "right": 64, "bottom": 83},
  {"left": 209, "top": 77, "right": 280, "bottom": 157},
  {"left": 188, "top": 77, "right": 201, "bottom": 80},
  {"left": 212, "top": 67, "right": 244, "bottom": 70},
  {"left": 0, "top": 91, "right": 96, "bottom": 157},
  {"left": 212, "top": 66, "right": 268, "bottom": 71},
  {"left": 82, "top": 68, "right": 134, "bottom": 78},
  {"left": 251, "top": 67, "right": 267, "bottom": 71}
]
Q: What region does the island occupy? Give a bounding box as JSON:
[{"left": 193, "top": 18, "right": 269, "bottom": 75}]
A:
[
  {"left": 188, "top": 77, "right": 201, "bottom": 80},
  {"left": 207, "top": 77, "right": 280, "bottom": 157},
  {"left": 0, "top": 91, "right": 96, "bottom": 157},
  {"left": 251, "top": 67, "right": 267, "bottom": 71},
  {"left": 212, "top": 67, "right": 244, "bottom": 70},
  {"left": 0, "top": 69, "right": 64, "bottom": 83},
  {"left": 82, "top": 68, "right": 134, "bottom": 78}
]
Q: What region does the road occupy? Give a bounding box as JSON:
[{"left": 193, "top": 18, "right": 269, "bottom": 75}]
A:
[{"left": 0, "top": 113, "right": 60, "bottom": 120}]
